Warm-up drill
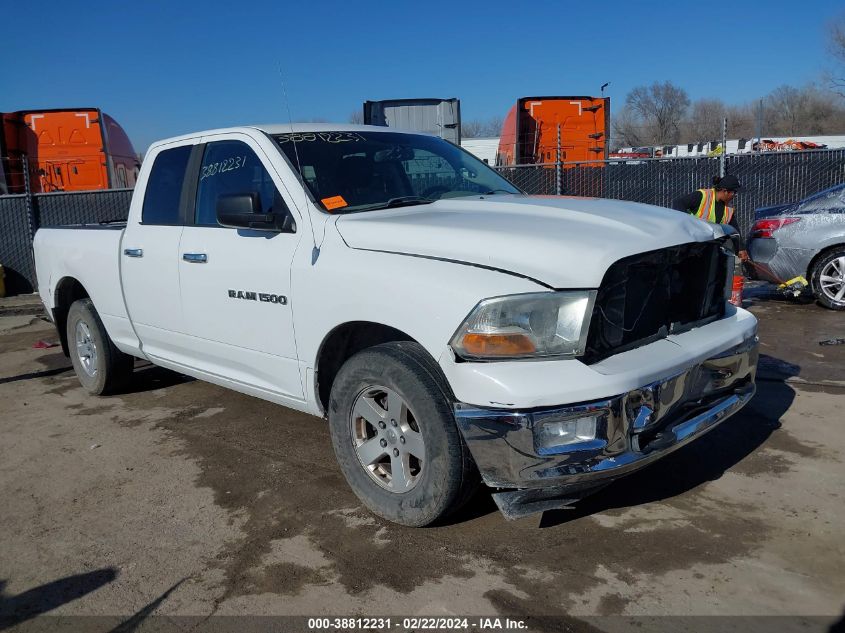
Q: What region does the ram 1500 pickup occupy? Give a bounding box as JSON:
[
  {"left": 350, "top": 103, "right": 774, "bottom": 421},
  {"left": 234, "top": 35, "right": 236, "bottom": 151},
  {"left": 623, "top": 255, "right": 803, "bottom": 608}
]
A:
[{"left": 34, "top": 124, "right": 758, "bottom": 526}]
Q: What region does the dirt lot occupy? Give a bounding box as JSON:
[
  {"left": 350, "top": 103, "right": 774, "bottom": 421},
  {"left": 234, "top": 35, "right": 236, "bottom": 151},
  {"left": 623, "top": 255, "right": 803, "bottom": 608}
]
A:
[{"left": 1, "top": 286, "right": 843, "bottom": 632}]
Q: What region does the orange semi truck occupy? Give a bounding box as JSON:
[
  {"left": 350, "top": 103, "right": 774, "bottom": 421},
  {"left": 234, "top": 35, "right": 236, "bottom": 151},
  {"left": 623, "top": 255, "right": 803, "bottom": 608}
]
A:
[
  {"left": 496, "top": 96, "right": 609, "bottom": 166},
  {"left": 0, "top": 108, "right": 139, "bottom": 194}
]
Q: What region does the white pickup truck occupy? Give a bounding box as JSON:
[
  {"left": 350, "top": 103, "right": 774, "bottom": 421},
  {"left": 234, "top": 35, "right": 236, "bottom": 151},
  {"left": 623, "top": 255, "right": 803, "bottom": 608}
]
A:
[{"left": 34, "top": 124, "right": 758, "bottom": 526}]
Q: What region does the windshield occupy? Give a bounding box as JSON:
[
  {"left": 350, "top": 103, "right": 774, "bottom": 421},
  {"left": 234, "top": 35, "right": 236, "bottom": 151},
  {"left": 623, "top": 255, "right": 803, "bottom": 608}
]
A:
[
  {"left": 796, "top": 184, "right": 845, "bottom": 214},
  {"left": 273, "top": 131, "right": 520, "bottom": 213}
]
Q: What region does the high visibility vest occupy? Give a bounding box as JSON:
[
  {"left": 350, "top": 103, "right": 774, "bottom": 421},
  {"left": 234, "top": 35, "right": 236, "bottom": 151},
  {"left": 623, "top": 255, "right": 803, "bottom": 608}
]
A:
[{"left": 693, "top": 188, "right": 734, "bottom": 224}]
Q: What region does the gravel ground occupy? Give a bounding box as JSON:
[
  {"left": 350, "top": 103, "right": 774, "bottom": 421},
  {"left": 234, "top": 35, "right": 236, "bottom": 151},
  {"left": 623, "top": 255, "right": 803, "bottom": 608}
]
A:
[{"left": 0, "top": 287, "right": 843, "bottom": 632}]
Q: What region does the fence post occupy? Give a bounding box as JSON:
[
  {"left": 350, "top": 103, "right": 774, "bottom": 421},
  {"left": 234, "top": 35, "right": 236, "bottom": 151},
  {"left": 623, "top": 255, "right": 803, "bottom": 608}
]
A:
[
  {"left": 555, "top": 124, "right": 562, "bottom": 195},
  {"left": 20, "top": 155, "right": 40, "bottom": 292},
  {"left": 719, "top": 118, "right": 727, "bottom": 177},
  {"left": 22, "top": 155, "right": 40, "bottom": 240}
]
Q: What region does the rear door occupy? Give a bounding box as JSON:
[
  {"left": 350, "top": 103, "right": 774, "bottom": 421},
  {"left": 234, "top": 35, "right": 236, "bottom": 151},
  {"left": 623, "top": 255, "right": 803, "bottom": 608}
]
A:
[
  {"left": 120, "top": 141, "right": 196, "bottom": 361},
  {"left": 177, "top": 133, "right": 304, "bottom": 399}
]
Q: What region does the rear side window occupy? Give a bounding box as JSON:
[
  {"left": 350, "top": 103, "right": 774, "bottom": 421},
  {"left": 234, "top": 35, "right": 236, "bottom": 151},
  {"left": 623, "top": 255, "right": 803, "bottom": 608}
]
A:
[{"left": 142, "top": 145, "right": 192, "bottom": 224}]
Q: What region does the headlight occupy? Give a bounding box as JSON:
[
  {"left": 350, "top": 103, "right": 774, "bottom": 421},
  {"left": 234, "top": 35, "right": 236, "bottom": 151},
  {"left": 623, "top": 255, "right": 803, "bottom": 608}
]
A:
[{"left": 449, "top": 291, "right": 597, "bottom": 360}]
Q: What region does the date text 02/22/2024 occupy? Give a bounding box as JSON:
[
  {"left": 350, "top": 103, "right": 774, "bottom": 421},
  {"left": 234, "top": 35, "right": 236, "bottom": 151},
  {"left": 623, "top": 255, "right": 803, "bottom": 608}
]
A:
[{"left": 306, "top": 617, "right": 529, "bottom": 630}]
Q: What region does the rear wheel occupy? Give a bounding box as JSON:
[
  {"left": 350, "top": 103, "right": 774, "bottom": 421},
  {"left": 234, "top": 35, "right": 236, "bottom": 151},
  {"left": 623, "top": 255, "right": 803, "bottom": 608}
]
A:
[
  {"left": 328, "top": 342, "right": 479, "bottom": 526},
  {"left": 67, "top": 298, "right": 134, "bottom": 394},
  {"left": 811, "top": 248, "right": 845, "bottom": 310}
]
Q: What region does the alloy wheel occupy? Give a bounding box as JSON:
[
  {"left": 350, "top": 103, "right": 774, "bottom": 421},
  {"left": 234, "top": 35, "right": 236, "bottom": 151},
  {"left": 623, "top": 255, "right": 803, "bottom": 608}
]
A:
[
  {"left": 75, "top": 321, "right": 98, "bottom": 377},
  {"left": 819, "top": 256, "right": 845, "bottom": 303},
  {"left": 349, "top": 385, "right": 426, "bottom": 492}
]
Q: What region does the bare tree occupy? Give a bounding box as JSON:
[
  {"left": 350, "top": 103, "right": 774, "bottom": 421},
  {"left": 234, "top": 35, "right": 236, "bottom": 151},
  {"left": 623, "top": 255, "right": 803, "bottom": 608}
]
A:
[
  {"left": 763, "top": 84, "right": 845, "bottom": 136},
  {"left": 684, "top": 99, "right": 727, "bottom": 141},
  {"left": 611, "top": 106, "right": 645, "bottom": 147},
  {"left": 725, "top": 104, "right": 755, "bottom": 139},
  {"left": 462, "top": 117, "right": 503, "bottom": 138},
  {"left": 348, "top": 110, "right": 363, "bottom": 124},
  {"left": 767, "top": 85, "right": 809, "bottom": 136},
  {"left": 615, "top": 76, "right": 845, "bottom": 149},
  {"left": 623, "top": 81, "right": 690, "bottom": 145},
  {"left": 798, "top": 88, "right": 840, "bottom": 134},
  {"left": 826, "top": 13, "right": 845, "bottom": 97},
  {"left": 483, "top": 116, "right": 503, "bottom": 137},
  {"left": 461, "top": 120, "right": 485, "bottom": 138}
]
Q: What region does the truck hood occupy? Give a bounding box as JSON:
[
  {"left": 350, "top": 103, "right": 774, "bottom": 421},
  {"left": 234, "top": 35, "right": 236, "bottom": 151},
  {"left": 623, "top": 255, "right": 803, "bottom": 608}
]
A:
[{"left": 334, "top": 195, "right": 722, "bottom": 288}]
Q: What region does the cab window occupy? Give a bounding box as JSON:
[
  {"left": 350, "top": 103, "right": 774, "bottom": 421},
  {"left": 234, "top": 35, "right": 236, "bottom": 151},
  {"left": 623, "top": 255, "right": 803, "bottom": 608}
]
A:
[
  {"left": 141, "top": 145, "right": 192, "bottom": 225},
  {"left": 194, "top": 141, "right": 280, "bottom": 226}
]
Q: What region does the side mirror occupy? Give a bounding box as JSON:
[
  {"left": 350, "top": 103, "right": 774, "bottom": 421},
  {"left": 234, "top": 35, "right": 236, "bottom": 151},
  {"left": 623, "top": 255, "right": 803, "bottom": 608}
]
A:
[{"left": 216, "top": 193, "right": 295, "bottom": 233}]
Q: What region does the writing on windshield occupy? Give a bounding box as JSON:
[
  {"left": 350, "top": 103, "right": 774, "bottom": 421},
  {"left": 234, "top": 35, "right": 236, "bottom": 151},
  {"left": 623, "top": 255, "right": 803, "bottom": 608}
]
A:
[{"left": 273, "top": 131, "right": 519, "bottom": 213}]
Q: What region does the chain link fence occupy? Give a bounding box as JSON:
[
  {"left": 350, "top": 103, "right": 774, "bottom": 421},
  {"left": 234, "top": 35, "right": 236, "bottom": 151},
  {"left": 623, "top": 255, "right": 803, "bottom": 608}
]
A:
[
  {"left": 1, "top": 154, "right": 133, "bottom": 295},
  {"left": 0, "top": 156, "right": 25, "bottom": 195},
  {"left": 3, "top": 149, "right": 845, "bottom": 295},
  {"left": 34, "top": 188, "right": 133, "bottom": 227},
  {"left": 0, "top": 194, "right": 35, "bottom": 296},
  {"left": 496, "top": 149, "right": 845, "bottom": 237}
]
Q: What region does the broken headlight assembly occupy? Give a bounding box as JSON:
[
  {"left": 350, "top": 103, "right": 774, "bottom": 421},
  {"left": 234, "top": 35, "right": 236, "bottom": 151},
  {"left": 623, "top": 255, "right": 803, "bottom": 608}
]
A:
[{"left": 449, "top": 291, "right": 597, "bottom": 360}]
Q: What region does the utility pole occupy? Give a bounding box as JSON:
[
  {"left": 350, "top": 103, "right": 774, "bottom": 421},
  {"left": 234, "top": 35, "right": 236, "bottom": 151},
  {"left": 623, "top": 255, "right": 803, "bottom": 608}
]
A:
[{"left": 756, "top": 99, "right": 764, "bottom": 151}]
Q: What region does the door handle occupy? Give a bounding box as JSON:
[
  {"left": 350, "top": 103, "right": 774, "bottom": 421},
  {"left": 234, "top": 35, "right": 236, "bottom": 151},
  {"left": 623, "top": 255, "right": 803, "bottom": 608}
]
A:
[
  {"left": 123, "top": 248, "right": 143, "bottom": 258},
  {"left": 182, "top": 253, "right": 208, "bottom": 263}
]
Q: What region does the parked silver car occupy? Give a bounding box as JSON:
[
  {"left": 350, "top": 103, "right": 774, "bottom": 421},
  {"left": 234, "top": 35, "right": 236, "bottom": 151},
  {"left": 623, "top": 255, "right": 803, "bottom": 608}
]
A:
[{"left": 748, "top": 183, "right": 845, "bottom": 310}]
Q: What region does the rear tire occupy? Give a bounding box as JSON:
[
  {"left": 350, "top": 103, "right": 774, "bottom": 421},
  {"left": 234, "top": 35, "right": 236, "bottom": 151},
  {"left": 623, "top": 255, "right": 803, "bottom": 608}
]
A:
[
  {"left": 67, "top": 298, "right": 134, "bottom": 395},
  {"left": 810, "top": 248, "right": 845, "bottom": 310},
  {"left": 328, "top": 342, "right": 479, "bottom": 527}
]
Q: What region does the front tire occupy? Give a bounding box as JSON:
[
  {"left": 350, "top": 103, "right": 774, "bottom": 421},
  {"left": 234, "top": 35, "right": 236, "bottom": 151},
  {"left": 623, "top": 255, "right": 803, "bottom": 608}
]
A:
[
  {"left": 67, "top": 298, "right": 134, "bottom": 395},
  {"left": 328, "top": 342, "right": 478, "bottom": 527},
  {"left": 810, "top": 248, "right": 845, "bottom": 310}
]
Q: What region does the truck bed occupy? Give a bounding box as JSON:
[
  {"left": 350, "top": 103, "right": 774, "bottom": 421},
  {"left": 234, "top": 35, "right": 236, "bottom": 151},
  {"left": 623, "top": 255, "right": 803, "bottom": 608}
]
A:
[{"left": 33, "top": 225, "right": 136, "bottom": 353}]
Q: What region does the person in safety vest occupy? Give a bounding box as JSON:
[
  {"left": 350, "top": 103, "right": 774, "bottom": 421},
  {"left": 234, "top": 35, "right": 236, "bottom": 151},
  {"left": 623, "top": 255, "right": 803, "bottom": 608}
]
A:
[{"left": 672, "top": 174, "right": 748, "bottom": 261}]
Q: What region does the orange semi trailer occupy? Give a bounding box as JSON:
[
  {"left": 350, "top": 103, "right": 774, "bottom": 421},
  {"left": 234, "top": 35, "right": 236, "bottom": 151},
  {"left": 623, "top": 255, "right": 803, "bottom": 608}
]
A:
[
  {"left": 496, "top": 96, "right": 609, "bottom": 166},
  {"left": 0, "top": 108, "right": 139, "bottom": 194}
]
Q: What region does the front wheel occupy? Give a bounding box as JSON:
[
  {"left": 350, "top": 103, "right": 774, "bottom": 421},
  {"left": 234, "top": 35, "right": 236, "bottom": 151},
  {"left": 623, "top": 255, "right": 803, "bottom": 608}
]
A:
[
  {"left": 328, "top": 342, "right": 478, "bottom": 526},
  {"left": 67, "top": 298, "right": 134, "bottom": 395},
  {"left": 810, "top": 248, "right": 845, "bottom": 310}
]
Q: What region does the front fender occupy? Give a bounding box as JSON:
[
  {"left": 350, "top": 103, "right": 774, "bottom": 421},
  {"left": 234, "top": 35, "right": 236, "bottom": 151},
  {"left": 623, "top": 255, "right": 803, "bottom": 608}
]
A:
[{"left": 292, "top": 226, "right": 546, "bottom": 379}]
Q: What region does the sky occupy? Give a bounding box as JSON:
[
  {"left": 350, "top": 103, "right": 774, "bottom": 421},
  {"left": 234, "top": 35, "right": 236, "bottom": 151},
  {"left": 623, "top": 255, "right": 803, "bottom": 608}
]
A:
[{"left": 2, "top": 0, "right": 843, "bottom": 152}]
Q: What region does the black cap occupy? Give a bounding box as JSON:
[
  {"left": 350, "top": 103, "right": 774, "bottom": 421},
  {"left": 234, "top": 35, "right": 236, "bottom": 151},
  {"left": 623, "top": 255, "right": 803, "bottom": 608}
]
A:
[{"left": 717, "top": 174, "right": 742, "bottom": 192}]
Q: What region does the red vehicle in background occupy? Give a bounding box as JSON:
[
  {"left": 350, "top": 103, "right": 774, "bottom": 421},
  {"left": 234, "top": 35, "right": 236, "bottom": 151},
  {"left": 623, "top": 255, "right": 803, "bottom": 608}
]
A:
[
  {"left": 752, "top": 138, "right": 829, "bottom": 152},
  {"left": 0, "top": 108, "right": 139, "bottom": 194},
  {"left": 496, "top": 96, "right": 610, "bottom": 167}
]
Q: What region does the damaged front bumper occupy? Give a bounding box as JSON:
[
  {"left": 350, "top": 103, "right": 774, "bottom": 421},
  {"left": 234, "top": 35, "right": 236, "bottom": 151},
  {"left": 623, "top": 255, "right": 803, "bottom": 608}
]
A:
[{"left": 453, "top": 333, "right": 758, "bottom": 519}]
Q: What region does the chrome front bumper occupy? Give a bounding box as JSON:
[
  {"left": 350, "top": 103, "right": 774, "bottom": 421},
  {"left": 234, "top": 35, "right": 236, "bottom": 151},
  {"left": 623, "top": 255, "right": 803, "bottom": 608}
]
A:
[{"left": 453, "top": 334, "right": 759, "bottom": 518}]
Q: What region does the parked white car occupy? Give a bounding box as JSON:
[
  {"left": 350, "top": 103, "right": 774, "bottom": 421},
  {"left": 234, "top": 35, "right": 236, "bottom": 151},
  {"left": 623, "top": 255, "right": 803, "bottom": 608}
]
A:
[{"left": 34, "top": 124, "right": 758, "bottom": 525}]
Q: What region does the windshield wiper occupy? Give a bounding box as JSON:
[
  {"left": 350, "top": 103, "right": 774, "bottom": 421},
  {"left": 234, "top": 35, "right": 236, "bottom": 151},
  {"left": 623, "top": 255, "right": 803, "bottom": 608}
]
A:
[
  {"left": 481, "top": 189, "right": 517, "bottom": 195},
  {"left": 367, "top": 196, "right": 434, "bottom": 211}
]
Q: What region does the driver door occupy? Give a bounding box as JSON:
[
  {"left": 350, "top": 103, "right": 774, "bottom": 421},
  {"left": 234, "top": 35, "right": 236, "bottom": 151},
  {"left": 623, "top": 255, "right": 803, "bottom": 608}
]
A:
[{"left": 177, "top": 135, "right": 304, "bottom": 400}]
